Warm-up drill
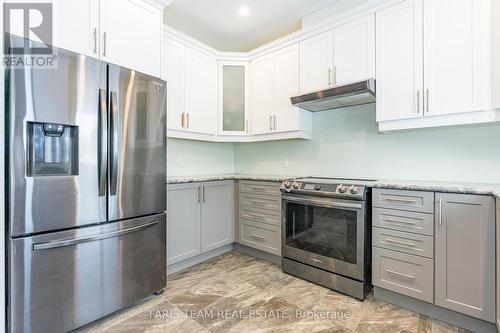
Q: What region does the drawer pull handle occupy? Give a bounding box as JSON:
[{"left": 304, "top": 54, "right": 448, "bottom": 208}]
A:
[
  {"left": 383, "top": 238, "right": 416, "bottom": 247},
  {"left": 312, "top": 258, "right": 322, "bottom": 263},
  {"left": 385, "top": 270, "right": 415, "bottom": 280},
  {"left": 384, "top": 198, "right": 416, "bottom": 204},
  {"left": 250, "top": 234, "right": 265, "bottom": 241},
  {"left": 384, "top": 218, "right": 416, "bottom": 225}
]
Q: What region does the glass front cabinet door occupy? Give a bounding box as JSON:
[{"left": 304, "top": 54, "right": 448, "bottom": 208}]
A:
[{"left": 218, "top": 62, "right": 249, "bottom": 136}]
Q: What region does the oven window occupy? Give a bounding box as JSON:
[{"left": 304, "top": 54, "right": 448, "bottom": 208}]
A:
[{"left": 285, "top": 202, "right": 358, "bottom": 264}]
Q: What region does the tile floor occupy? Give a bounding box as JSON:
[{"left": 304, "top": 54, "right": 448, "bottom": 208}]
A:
[{"left": 78, "top": 251, "right": 470, "bottom": 333}]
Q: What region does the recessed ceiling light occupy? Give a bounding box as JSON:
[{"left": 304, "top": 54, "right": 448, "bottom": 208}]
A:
[{"left": 239, "top": 6, "right": 250, "bottom": 17}]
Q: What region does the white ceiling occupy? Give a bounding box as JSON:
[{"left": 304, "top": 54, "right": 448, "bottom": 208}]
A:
[{"left": 164, "top": 0, "right": 341, "bottom": 52}]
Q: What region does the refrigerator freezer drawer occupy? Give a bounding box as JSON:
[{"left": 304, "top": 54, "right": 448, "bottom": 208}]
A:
[{"left": 9, "top": 213, "right": 166, "bottom": 333}]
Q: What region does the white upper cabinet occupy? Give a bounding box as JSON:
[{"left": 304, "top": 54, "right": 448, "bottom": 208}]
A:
[
  {"left": 250, "top": 54, "right": 275, "bottom": 135},
  {"left": 333, "top": 14, "right": 375, "bottom": 85},
  {"left": 376, "top": 0, "right": 424, "bottom": 122},
  {"left": 49, "top": 0, "right": 163, "bottom": 76},
  {"left": 273, "top": 44, "right": 301, "bottom": 133},
  {"left": 299, "top": 31, "right": 334, "bottom": 94},
  {"left": 218, "top": 62, "right": 249, "bottom": 136},
  {"left": 376, "top": 0, "right": 498, "bottom": 130},
  {"left": 52, "top": 0, "right": 99, "bottom": 57},
  {"left": 164, "top": 38, "right": 185, "bottom": 131},
  {"left": 100, "top": 0, "right": 162, "bottom": 77},
  {"left": 423, "top": 0, "right": 491, "bottom": 116},
  {"left": 184, "top": 48, "right": 218, "bottom": 135}
]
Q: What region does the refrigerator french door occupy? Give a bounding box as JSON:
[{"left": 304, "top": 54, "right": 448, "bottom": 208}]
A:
[{"left": 7, "top": 41, "right": 167, "bottom": 333}]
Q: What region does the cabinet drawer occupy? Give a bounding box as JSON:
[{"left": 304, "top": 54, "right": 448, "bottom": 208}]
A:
[
  {"left": 373, "top": 189, "right": 435, "bottom": 213},
  {"left": 373, "top": 208, "right": 434, "bottom": 236},
  {"left": 373, "top": 227, "right": 434, "bottom": 258},
  {"left": 240, "top": 181, "right": 281, "bottom": 196},
  {"left": 240, "top": 207, "right": 281, "bottom": 226},
  {"left": 373, "top": 247, "right": 434, "bottom": 303},
  {"left": 240, "top": 193, "right": 281, "bottom": 212},
  {"left": 240, "top": 220, "right": 281, "bottom": 255}
]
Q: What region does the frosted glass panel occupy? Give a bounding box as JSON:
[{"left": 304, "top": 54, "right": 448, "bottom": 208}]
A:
[{"left": 223, "top": 65, "right": 245, "bottom": 131}]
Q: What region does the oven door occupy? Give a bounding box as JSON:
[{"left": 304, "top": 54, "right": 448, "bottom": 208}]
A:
[{"left": 282, "top": 194, "right": 366, "bottom": 281}]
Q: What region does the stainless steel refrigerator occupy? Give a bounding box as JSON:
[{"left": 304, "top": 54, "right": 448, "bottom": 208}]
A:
[{"left": 6, "top": 38, "right": 167, "bottom": 333}]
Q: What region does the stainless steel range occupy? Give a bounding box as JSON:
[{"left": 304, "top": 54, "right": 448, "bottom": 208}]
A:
[{"left": 280, "top": 177, "right": 374, "bottom": 300}]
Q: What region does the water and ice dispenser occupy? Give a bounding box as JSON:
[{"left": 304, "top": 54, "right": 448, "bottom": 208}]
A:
[{"left": 27, "top": 122, "right": 79, "bottom": 176}]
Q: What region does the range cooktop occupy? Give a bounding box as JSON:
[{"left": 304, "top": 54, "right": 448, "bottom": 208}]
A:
[{"left": 280, "top": 177, "right": 377, "bottom": 200}]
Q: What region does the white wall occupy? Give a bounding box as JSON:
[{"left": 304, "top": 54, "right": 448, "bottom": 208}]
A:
[
  {"left": 233, "top": 105, "right": 500, "bottom": 183},
  {"left": 167, "top": 138, "right": 235, "bottom": 176}
]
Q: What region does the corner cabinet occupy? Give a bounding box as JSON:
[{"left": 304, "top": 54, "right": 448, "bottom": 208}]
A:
[
  {"left": 218, "top": 62, "right": 250, "bottom": 137},
  {"left": 376, "top": 0, "right": 500, "bottom": 131},
  {"left": 167, "top": 181, "right": 235, "bottom": 266},
  {"left": 435, "top": 193, "right": 495, "bottom": 322}
]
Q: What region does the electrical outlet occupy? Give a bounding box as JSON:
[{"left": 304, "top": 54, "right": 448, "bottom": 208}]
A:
[
  {"left": 177, "top": 158, "right": 184, "bottom": 168},
  {"left": 283, "top": 159, "right": 289, "bottom": 168}
]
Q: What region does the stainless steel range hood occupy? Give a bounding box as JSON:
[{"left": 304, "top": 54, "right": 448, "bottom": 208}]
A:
[{"left": 290, "top": 79, "right": 376, "bottom": 112}]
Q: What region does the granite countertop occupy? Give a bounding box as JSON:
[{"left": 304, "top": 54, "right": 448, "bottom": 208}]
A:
[
  {"left": 166, "top": 173, "right": 304, "bottom": 184},
  {"left": 374, "top": 179, "right": 500, "bottom": 198},
  {"left": 167, "top": 174, "right": 500, "bottom": 199}
]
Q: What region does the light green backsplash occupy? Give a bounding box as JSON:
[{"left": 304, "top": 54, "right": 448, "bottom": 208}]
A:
[
  {"left": 168, "top": 104, "right": 500, "bottom": 183},
  {"left": 235, "top": 104, "right": 500, "bottom": 183},
  {"left": 167, "top": 138, "right": 235, "bottom": 176}
]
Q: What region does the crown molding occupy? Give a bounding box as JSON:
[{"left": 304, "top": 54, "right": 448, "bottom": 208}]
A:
[
  {"left": 163, "top": 0, "right": 400, "bottom": 61},
  {"left": 144, "top": 0, "right": 171, "bottom": 10}
]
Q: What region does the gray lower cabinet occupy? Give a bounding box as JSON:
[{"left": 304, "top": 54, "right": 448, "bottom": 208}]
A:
[
  {"left": 434, "top": 193, "right": 495, "bottom": 322},
  {"left": 167, "top": 182, "right": 202, "bottom": 265},
  {"left": 238, "top": 180, "right": 282, "bottom": 256},
  {"left": 202, "top": 181, "right": 235, "bottom": 252},
  {"left": 167, "top": 181, "right": 235, "bottom": 265}
]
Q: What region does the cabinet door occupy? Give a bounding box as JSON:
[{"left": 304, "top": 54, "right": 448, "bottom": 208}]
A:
[
  {"left": 273, "top": 44, "right": 300, "bottom": 133},
  {"left": 52, "top": 0, "right": 99, "bottom": 57},
  {"left": 333, "top": 14, "right": 375, "bottom": 85},
  {"left": 184, "top": 48, "right": 218, "bottom": 135},
  {"left": 435, "top": 193, "right": 495, "bottom": 322},
  {"left": 167, "top": 183, "right": 201, "bottom": 265},
  {"left": 201, "top": 181, "right": 235, "bottom": 252},
  {"left": 219, "top": 62, "right": 249, "bottom": 135},
  {"left": 423, "top": 0, "right": 491, "bottom": 116},
  {"left": 299, "top": 31, "right": 334, "bottom": 93},
  {"left": 375, "top": 0, "right": 424, "bottom": 122},
  {"left": 100, "top": 0, "right": 162, "bottom": 77},
  {"left": 250, "top": 54, "right": 274, "bottom": 135},
  {"left": 164, "top": 38, "right": 185, "bottom": 131}
]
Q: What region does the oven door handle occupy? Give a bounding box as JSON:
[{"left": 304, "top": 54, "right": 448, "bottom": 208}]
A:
[{"left": 282, "top": 195, "right": 363, "bottom": 209}]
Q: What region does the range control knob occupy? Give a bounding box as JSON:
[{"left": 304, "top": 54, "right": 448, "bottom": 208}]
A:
[
  {"left": 350, "top": 185, "right": 359, "bottom": 194},
  {"left": 337, "top": 184, "right": 347, "bottom": 193},
  {"left": 284, "top": 181, "right": 292, "bottom": 189},
  {"left": 292, "top": 182, "right": 301, "bottom": 190},
  {"left": 314, "top": 184, "right": 322, "bottom": 191}
]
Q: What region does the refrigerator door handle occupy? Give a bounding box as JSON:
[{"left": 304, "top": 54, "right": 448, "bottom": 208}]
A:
[
  {"left": 32, "top": 220, "right": 159, "bottom": 251},
  {"left": 109, "top": 91, "right": 119, "bottom": 196},
  {"left": 98, "top": 89, "right": 107, "bottom": 197}
]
